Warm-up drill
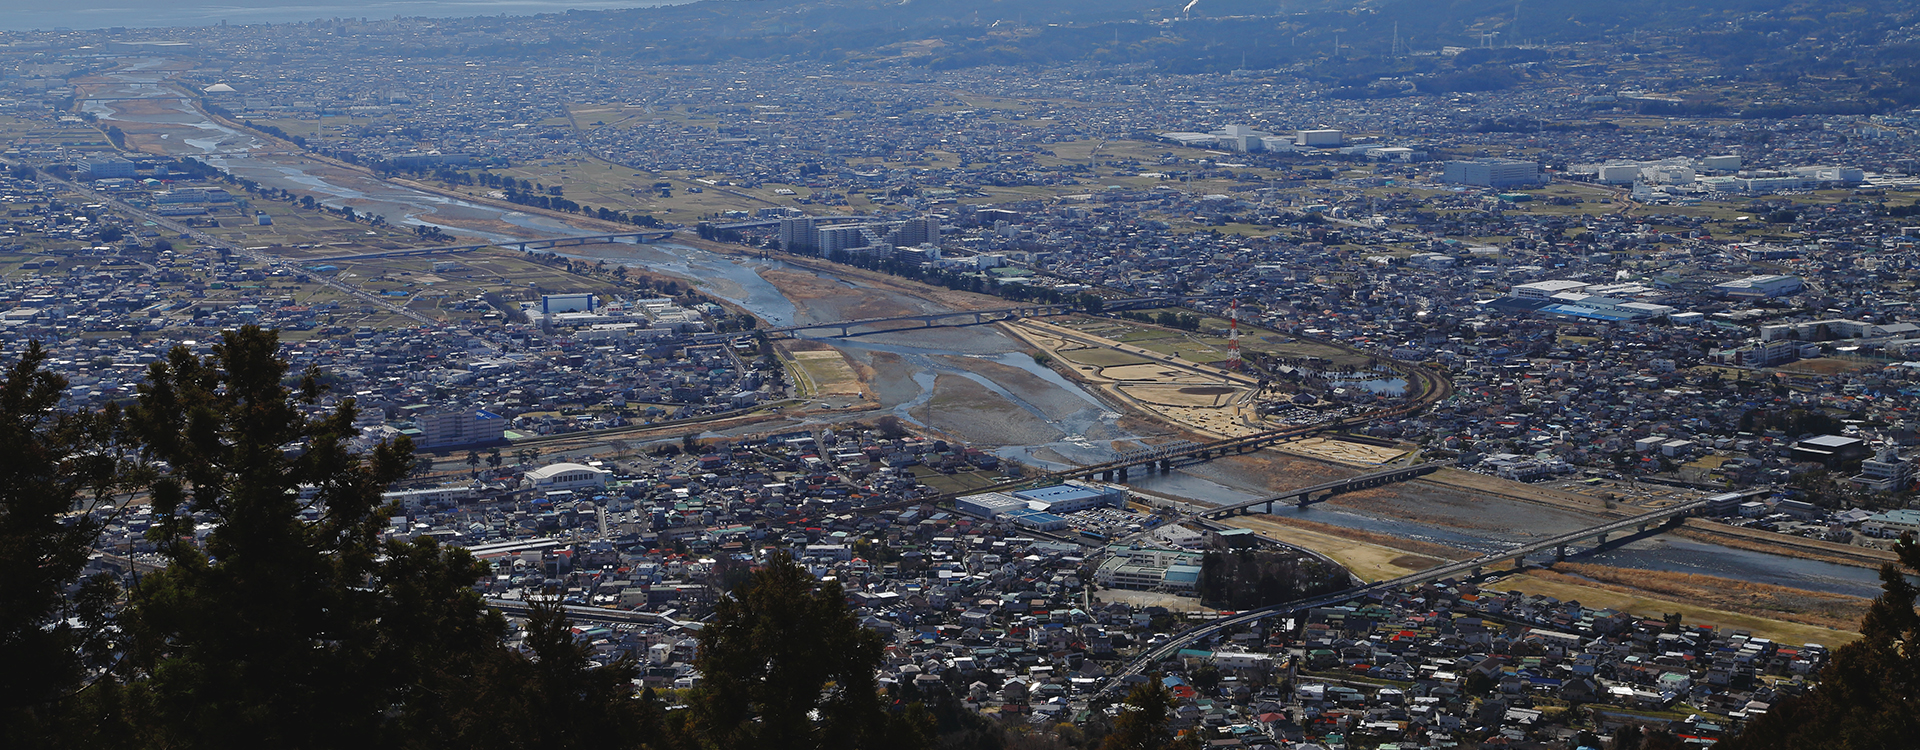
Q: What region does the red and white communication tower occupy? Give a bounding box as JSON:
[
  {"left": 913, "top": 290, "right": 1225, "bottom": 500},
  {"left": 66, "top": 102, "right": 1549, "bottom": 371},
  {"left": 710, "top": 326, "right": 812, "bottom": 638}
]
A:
[{"left": 1225, "top": 299, "right": 1243, "bottom": 371}]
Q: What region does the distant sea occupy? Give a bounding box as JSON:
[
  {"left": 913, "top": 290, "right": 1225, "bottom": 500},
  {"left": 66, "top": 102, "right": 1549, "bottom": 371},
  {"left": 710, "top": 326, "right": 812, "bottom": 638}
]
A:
[{"left": 0, "top": 1, "right": 692, "bottom": 32}]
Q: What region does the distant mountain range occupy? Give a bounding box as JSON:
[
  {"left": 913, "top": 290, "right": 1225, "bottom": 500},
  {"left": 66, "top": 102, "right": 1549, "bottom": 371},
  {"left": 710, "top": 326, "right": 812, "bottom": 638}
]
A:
[
  {"left": 472, "top": 1, "right": 1881, "bottom": 68},
  {"left": 420, "top": 0, "right": 1920, "bottom": 110}
]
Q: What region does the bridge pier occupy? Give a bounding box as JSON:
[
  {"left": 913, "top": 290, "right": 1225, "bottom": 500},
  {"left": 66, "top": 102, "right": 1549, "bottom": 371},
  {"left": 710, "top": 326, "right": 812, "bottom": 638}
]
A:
[
  {"left": 1117, "top": 467, "right": 1129, "bottom": 482},
  {"left": 1555, "top": 545, "right": 1568, "bottom": 561},
  {"left": 1637, "top": 522, "right": 1647, "bottom": 533},
  {"left": 1101, "top": 470, "right": 1113, "bottom": 482},
  {"left": 1596, "top": 532, "right": 1608, "bottom": 545},
  {"left": 1158, "top": 459, "right": 1170, "bottom": 473}
]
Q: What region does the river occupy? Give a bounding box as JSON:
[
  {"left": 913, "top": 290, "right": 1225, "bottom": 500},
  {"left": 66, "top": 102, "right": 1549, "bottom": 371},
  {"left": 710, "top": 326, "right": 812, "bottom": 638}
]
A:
[
  {"left": 78, "top": 58, "right": 1888, "bottom": 605},
  {"left": 1127, "top": 469, "right": 1887, "bottom": 600}
]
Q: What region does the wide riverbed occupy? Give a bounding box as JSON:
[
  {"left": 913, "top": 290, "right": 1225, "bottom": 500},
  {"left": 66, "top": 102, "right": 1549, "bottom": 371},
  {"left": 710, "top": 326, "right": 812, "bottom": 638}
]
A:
[{"left": 80, "top": 59, "right": 1888, "bottom": 604}]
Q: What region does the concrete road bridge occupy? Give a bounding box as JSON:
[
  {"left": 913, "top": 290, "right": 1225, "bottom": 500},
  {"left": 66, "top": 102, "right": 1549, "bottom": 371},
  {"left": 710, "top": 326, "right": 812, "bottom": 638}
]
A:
[
  {"left": 315, "top": 230, "right": 676, "bottom": 262},
  {"left": 1199, "top": 462, "right": 1450, "bottom": 516},
  {"left": 690, "top": 295, "right": 1206, "bottom": 342},
  {"left": 1094, "top": 488, "right": 1770, "bottom": 700},
  {"left": 762, "top": 304, "right": 1077, "bottom": 338}
]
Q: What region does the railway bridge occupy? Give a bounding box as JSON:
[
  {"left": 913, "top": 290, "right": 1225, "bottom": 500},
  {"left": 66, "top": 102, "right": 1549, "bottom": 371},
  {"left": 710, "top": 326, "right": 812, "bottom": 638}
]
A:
[{"left": 1095, "top": 488, "right": 1770, "bottom": 700}]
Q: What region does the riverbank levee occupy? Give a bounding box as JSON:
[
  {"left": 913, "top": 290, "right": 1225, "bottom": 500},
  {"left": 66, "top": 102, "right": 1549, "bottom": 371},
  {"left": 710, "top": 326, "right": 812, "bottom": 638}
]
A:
[{"left": 73, "top": 55, "right": 1881, "bottom": 645}]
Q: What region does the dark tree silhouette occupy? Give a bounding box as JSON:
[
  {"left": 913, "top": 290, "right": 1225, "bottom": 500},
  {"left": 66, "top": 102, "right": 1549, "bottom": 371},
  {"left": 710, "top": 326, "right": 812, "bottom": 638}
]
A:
[
  {"left": 0, "top": 342, "right": 135, "bottom": 745},
  {"left": 1718, "top": 535, "right": 1920, "bottom": 750},
  {"left": 1101, "top": 677, "right": 1201, "bottom": 750},
  {"left": 685, "top": 552, "right": 931, "bottom": 750}
]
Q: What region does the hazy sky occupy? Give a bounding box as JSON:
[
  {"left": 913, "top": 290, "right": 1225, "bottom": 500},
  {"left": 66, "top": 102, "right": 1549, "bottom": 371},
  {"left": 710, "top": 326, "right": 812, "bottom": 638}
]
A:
[{"left": 1, "top": 1, "right": 691, "bottom": 32}]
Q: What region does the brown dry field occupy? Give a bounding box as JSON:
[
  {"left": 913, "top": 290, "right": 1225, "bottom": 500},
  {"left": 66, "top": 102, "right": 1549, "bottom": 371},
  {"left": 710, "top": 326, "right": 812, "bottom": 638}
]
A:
[
  {"left": 1224, "top": 514, "right": 1862, "bottom": 646},
  {"left": 1546, "top": 562, "right": 1869, "bottom": 632},
  {"left": 789, "top": 349, "right": 865, "bottom": 399},
  {"left": 1507, "top": 569, "right": 1862, "bottom": 647},
  {"left": 1674, "top": 520, "right": 1896, "bottom": 568}
]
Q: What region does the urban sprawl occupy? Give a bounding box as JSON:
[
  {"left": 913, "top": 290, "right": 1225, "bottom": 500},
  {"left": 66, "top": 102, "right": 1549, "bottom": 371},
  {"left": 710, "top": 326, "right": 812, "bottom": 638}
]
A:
[{"left": 5, "top": 11, "right": 1920, "bottom": 750}]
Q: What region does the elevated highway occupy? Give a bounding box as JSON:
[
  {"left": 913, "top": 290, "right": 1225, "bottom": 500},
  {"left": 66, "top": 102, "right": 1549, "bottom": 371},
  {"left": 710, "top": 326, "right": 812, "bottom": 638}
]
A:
[
  {"left": 688, "top": 295, "right": 1211, "bottom": 343},
  {"left": 761, "top": 303, "right": 1076, "bottom": 338},
  {"left": 314, "top": 230, "right": 676, "bottom": 262}
]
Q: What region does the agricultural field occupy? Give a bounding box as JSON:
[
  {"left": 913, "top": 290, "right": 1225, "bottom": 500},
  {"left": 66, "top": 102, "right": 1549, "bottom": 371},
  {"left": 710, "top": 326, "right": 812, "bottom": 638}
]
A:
[
  {"left": 185, "top": 200, "right": 431, "bottom": 257},
  {"left": 0, "top": 111, "right": 114, "bottom": 150}
]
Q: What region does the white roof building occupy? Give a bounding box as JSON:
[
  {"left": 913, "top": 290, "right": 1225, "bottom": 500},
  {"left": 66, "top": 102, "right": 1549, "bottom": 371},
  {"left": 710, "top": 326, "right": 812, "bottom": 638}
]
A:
[
  {"left": 524, "top": 462, "right": 612, "bottom": 493},
  {"left": 1511, "top": 280, "right": 1591, "bottom": 300}
]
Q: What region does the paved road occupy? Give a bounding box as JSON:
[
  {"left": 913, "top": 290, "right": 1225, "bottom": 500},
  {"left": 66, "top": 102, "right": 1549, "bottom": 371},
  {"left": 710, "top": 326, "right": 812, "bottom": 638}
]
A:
[
  {"left": 51, "top": 175, "right": 435, "bottom": 327},
  {"left": 1094, "top": 494, "right": 1740, "bottom": 700}
]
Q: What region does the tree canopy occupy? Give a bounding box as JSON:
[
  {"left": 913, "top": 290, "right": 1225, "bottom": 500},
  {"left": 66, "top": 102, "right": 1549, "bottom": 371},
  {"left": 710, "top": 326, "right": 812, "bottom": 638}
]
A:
[
  {"left": 0, "top": 326, "right": 922, "bottom": 750},
  {"left": 686, "top": 551, "right": 930, "bottom": 750},
  {"left": 1100, "top": 678, "right": 1200, "bottom": 750},
  {"left": 1718, "top": 536, "right": 1920, "bottom": 750},
  {"left": 0, "top": 341, "right": 134, "bottom": 743}
]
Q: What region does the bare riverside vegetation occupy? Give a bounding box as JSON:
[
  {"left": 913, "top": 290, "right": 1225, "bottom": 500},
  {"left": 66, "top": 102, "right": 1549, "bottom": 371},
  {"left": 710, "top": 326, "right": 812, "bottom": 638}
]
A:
[
  {"left": 12, "top": 0, "right": 1920, "bottom": 747},
  {"left": 1539, "top": 563, "right": 1871, "bottom": 632}
]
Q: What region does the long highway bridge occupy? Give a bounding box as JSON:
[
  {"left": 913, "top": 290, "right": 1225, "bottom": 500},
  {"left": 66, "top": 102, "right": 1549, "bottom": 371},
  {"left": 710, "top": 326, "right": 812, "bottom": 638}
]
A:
[
  {"left": 758, "top": 303, "right": 1077, "bottom": 338},
  {"left": 313, "top": 230, "right": 678, "bottom": 262},
  {"left": 1198, "top": 461, "right": 1449, "bottom": 516},
  {"left": 686, "top": 295, "right": 1221, "bottom": 343},
  {"left": 1094, "top": 488, "right": 1771, "bottom": 700}
]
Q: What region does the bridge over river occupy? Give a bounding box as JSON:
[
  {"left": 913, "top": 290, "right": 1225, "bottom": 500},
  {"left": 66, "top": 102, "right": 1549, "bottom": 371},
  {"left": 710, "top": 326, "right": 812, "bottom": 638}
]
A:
[
  {"left": 313, "top": 230, "right": 677, "bottom": 262},
  {"left": 1094, "top": 488, "right": 1770, "bottom": 700}
]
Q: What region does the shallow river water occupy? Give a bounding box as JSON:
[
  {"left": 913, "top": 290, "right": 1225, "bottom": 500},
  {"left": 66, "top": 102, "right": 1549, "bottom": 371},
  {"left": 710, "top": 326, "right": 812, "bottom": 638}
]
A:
[{"left": 83, "top": 59, "right": 1889, "bottom": 604}]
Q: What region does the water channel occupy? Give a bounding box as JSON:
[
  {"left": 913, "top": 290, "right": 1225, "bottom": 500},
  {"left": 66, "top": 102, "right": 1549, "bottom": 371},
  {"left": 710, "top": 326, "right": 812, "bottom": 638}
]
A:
[
  {"left": 1127, "top": 470, "right": 1886, "bottom": 600},
  {"left": 80, "top": 59, "right": 1892, "bottom": 605}
]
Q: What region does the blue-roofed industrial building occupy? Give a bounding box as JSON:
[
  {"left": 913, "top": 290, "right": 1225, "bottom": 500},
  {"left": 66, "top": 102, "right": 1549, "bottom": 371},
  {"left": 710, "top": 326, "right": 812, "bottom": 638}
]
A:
[
  {"left": 1010, "top": 481, "right": 1126, "bottom": 513},
  {"left": 955, "top": 491, "right": 1027, "bottom": 518},
  {"left": 1004, "top": 508, "right": 1069, "bottom": 532}
]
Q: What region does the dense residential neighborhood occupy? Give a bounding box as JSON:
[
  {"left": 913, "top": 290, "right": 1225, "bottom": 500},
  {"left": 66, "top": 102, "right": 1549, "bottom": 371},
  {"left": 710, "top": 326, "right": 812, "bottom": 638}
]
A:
[{"left": 5, "top": 5, "right": 1920, "bottom": 748}]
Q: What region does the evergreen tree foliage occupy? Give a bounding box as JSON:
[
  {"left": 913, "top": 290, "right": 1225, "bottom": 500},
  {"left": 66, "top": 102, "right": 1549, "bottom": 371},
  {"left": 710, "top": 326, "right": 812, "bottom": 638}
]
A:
[
  {"left": 685, "top": 551, "right": 931, "bottom": 750},
  {"left": 114, "top": 325, "right": 516, "bottom": 747},
  {"left": 1100, "top": 678, "right": 1200, "bottom": 750},
  {"left": 0, "top": 327, "right": 946, "bottom": 749},
  {"left": 0, "top": 341, "right": 136, "bottom": 745},
  {"left": 1719, "top": 536, "right": 1920, "bottom": 750},
  {"left": 496, "top": 598, "right": 650, "bottom": 748}
]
